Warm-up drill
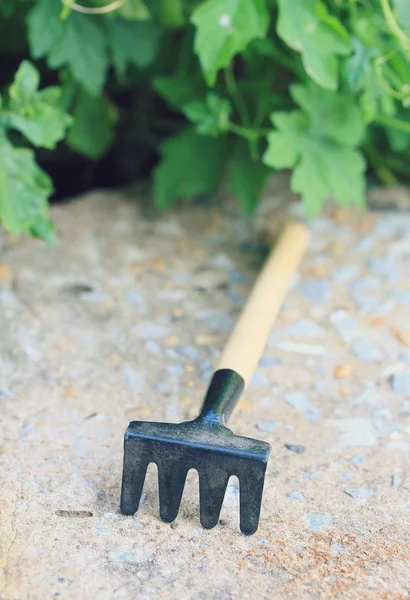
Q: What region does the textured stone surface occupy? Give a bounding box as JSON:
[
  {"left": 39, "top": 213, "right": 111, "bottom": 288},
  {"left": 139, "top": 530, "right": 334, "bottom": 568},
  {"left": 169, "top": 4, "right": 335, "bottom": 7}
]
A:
[{"left": 1, "top": 187, "right": 410, "bottom": 599}]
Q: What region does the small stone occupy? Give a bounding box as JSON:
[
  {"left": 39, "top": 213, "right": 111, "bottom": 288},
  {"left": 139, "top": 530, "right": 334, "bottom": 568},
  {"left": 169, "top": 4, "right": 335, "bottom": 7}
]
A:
[
  {"left": 302, "top": 471, "right": 323, "bottom": 480},
  {"left": 249, "top": 372, "right": 269, "bottom": 387},
  {"left": 299, "top": 280, "right": 332, "bottom": 303},
  {"left": 334, "top": 364, "right": 352, "bottom": 379},
  {"left": 327, "top": 418, "right": 378, "bottom": 447},
  {"left": 164, "top": 336, "right": 179, "bottom": 346},
  {"left": 284, "top": 391, "right": 322, "bottom": 422},
  {"left": 352, "top": 383, "right": 380, "bottom": 406},
  {"left": 392, "top": 475, "right": 402, "bottom": 488},
  {"left": 175, "top": 345, "right": 201, "bottom": 360},
  {"left": 144, "top": 340, "right": 161, "bottom": 354},
  {"left": 306, "top": 513, "right": 334, "bottom": 531},
  {"left": 350, "top": 453, "right": 365, "bottom": 464},
  {"left": 284, "top": 318, "right": 324, "bottom": 338},
  {"left": 125, "top": 290, "right": 146, "bottom": 309},
  {"left": 258, "top": 356, "right": 283, "bottom": 367},
  {"left": 391, "top": 371, "right": 410, "bottom": 396},
  {"left": 270, "top": 341, "right": 325, "bottom": 356},
  {"left": 345, "top": 488, "right": 375, "bottom": 499},
  {"left": 134, "top": 323, "right": 169, "bottom": 340},
  {"left": 353, "top": 340, "right": 383, "bottom": 362},
  {"left": 284, "top": 443, "right": 306, "bottom": 454},
  {"left": 256, "top": 421, "right": 278, "bottom": 432},
  {"left": 329, "top": 309, "right": 359, "bottom": 343},
  {"left": 288, "top": 491, "right": 305, "bottom": 502},
  {"left": 333, "top": 264, "right": 360, "bottom": 283}
]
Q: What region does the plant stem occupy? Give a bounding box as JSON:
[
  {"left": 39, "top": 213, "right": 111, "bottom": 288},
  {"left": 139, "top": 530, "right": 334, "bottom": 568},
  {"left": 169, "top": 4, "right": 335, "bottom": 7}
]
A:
[
  {"left": 224, "top": 64, "right": 251, "bottom": 128},
  {"left": 379, "top": 0, "right": 410, "bottom": 52},
  {"left": 375, "top": 113, "right": 410, "bottom": 134}
]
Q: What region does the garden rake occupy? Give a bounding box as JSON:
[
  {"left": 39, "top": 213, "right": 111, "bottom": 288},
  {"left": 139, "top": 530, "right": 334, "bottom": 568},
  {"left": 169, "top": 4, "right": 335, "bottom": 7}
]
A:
[{"left": 120, "top": 221, "right": 310, "bottom": 534}]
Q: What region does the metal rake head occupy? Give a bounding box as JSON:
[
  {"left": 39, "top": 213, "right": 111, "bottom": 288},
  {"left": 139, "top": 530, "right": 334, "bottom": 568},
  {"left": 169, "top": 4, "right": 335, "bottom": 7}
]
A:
[{"left": 120, "top": 418, "right": 270, "bottom": 535}]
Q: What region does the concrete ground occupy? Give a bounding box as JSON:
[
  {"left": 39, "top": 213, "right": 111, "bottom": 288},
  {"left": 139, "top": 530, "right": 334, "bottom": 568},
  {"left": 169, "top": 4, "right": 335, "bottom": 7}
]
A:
[{"left": 1, "top": 182, "right": 410, "bottom": 599}]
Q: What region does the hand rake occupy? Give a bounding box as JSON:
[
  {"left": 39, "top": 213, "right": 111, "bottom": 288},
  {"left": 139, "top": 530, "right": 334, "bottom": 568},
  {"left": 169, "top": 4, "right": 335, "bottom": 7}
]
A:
[{"left": 120, "top": 221, "right": 309, "bottom": 534}]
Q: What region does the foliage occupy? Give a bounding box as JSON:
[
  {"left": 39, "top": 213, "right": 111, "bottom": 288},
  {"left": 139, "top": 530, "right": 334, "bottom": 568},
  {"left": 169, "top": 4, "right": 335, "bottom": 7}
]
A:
[{"left": 0, "top": 0, "right": 410, "bottom": 238}]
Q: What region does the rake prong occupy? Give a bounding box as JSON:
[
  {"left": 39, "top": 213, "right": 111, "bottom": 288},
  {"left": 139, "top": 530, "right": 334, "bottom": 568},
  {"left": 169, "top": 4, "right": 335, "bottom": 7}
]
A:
[
  {"left": 120, "top": 443, "right": 148, "bottom": 515},
  {"left": 239, "top": 464, "right": 266, "bottom": 535},
  {"left": 158, "top": 465, "right": 188, "bottom": 523},
  {"left": 199, "top": 467, "right": 230, "bottom": 529}
]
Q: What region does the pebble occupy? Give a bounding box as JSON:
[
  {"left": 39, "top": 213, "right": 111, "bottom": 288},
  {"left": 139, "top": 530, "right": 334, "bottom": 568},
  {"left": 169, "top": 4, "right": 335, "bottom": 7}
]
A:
[
  {"left": 353, "top": 340, "right": 383, "bottom": 362},
  {"left": 249, "top": 372, "right": 269, "bottom": 387},
  {"left": 345, "top": 488, "right": 375, "bottom": 499},
  {"left": 284, "top": 391, "right": 322, "bottom": 422},
  {"left": 284, "top": 444, "right": 305, "bottom": 454},
  {"left": 144, "top": 340, "right": 161, "bottom": 354},
  {"left": 175, "top": 346, "right": 201, "bottom": 361},
  {"left": 331, "top": 543, "right": 345, "bottom": 556},
  {"left": 329, "top": 309, "right": 359, "bottom": 343},
  {"left": 327, "top": 418, "right": 378, "bottom": 446},
  {"left": 391, "top": 371, "right": 410, "bottom": 396},
  {"left": 333, "top": 264, "right": 360, "bottom": 283},
  {"left": 334, "top": 364, "right": 352, "bottom": 378},
  {"left": 125, "top": 290, "right": 146, "bottom": 309},
  {"left": 302, "top": 471, "right": 323, "bottom": 480},
  {"left": 299, "top": 281, "right": 332, "bottom": 303},
  {"left": 283, "top": 319, "right": 324, "bottom": 338},
  {"left": 306, "top": 513, "right": 334, "bottom": 531},
  {"left": 200, "top": 313, "right": 234, "bottom": 332},
  {"left": 392, "top": 475, "right": 402, "bottom": 488},
  {"left": 270, "top": 341, "right": 325, "bottom": 356},
  {"left": 340, "top": 472, "right": 354, "bottom": 480},
  {"left": 258, "top": 356, "right": 283, "bottom": 367},
  {"left": 352, "top": 384, "right": 381, "bottom": 406},
  {"left": 288, "top": 491, "right": 306, "bottom": 502},
  {"left": 350, "top": 453, "right": 365, "bottom": 464},
  {"left": 256, "top": 421, "right": 278, "bottom": 432},
  {"left": 133, "top": 323, "right": 169, "bottom": 339}
]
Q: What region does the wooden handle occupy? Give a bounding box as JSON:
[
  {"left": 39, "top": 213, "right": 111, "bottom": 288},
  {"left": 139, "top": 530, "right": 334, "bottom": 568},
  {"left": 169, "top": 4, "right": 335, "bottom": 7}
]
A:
[{"left": 217, "top": 221, "right": 310, "bottom": 387}]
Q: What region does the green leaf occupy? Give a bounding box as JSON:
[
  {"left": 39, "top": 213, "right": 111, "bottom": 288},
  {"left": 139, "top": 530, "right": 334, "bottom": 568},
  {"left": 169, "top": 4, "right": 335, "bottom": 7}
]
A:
[
  {"left": 191, "top": 0, "right": 270, "bottom": 86},
  {"left": 290, "top": 83, "right": 365, "bottom": 146},
  {"left": 291, "top": 139, "right": 366, "bottom": 217},
  {"left": 5, "top": 61, "right": 72, "bottom": 149},
  {"left": 0, "top": 134, "right": 54, "bottom": 241},
  {"left": 263, "top": 83, "right": 366, "bottom": 216},
  {"left": 228, "top": 141, "right": 270, "bottom": 214},
  {"left": 183, "top": 93, "right": 232, "bottom": 137},
  {"left": 108, "top": 19, "right": 162, "bottom": 77},
  {"left": 344, "top": 38, "right": 377, "bottom": 92},
  {"left": 156, "top": 0, "right": 185, "bottom": 27},
  {"left": 264, "top": 112, "right": 306, "bottom": 168},
  {"left": 66, "top": 89, "right": 116, "bottom": 159},
  {"left": 47, "top": 13, "right": 108, "bottom": 96},
  {"left": 277, "top": 0, "right": 351, "bottom": 90},
  {"left": 154, "top": 70, "right": 206, "bottom": 109},
  {"left": 27, "top": 0, "right": 62, "bottom": 59},
  {"left": 153, "top": 127, "right": 228, "bottom": 210},
  {"left": 118, "top": 0, "right": 150, "bottom": 21}
]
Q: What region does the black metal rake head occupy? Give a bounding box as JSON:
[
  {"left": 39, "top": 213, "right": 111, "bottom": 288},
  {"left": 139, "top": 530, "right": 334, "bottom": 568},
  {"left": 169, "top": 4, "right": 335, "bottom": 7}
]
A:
[{"left": 120, "top": 370, "right": 271, "bottom": 535}]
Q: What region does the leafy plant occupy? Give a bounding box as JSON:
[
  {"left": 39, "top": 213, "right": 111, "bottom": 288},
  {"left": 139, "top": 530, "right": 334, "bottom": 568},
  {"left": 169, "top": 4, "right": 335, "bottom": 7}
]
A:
[{"left": 0, "top": 0, "right": 409, "bottom": 239}]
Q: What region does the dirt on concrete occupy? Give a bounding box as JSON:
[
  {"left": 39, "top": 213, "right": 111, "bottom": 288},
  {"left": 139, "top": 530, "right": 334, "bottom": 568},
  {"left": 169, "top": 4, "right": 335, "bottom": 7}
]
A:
[{"left": 1, "top": 184, "right": 410, "bottom": 599}]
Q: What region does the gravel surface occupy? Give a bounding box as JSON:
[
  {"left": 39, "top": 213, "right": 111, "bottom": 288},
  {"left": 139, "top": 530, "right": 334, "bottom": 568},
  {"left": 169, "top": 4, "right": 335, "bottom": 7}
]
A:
[{"left": 1, "top": 184, "right": 410, "bottom": 599}]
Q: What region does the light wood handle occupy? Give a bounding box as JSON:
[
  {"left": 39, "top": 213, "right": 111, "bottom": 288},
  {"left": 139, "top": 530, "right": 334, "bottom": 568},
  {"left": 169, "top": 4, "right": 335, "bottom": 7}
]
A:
[{"left": 217, "top": 221, "right": 310, "bottom": 387}]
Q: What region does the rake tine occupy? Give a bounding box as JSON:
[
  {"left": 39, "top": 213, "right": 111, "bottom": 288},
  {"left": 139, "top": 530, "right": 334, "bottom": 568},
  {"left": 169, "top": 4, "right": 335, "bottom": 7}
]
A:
[
  {"left": 239, "top": 466, "right": 266, "bottom": 535},
  {"left": 158, "top": 465, "right": 188, "bottom": 523},
  {"left": 120, "top": 448, "right": 148, "bottom": 515},
  {"left": 199, "top": 467, "right": 230, "bottom": 530}
]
